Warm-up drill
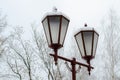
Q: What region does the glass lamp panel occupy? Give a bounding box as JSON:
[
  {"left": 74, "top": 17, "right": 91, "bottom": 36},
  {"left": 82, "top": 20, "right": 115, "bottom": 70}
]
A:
[
  {"left": 75, "top": 33, "right": 85, "bottom": 57},
  {"left": 93, "top": 32, "right": 99, "bottom": 56},
  {"left": 42, "top": 18, "right": 51, "bottom": 46},
  {"left": 83, "top": 32, "right": 93, "bottom": 56},
  {"left": 60, "top": 17, "right": 69, "bottom": 45},
  {"left": 49, "top": 16, "right": 60, "bottom": 44}
]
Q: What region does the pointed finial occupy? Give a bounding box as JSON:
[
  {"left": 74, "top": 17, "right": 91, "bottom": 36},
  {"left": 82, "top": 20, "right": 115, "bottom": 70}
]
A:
[
  {"left": 53, "top": 7, "right": 57, "bottom": 12},
  {"left": 84, "top": 23, "right": 87, "bottom": 27}
]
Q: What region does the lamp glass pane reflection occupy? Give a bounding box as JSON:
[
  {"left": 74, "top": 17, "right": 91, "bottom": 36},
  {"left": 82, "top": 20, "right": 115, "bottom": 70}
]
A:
[
  {"left": 74, "top": 28, "right": 99, "bottom": 60},
  {"left": 42, "top": 15, "right": 69, "bottom": 50}
]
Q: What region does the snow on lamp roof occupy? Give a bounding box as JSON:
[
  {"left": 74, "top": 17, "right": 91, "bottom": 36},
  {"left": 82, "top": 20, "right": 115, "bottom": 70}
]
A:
[
  {"left": 74, "top": 24, "right": 99, "bottom": 36},
  {"left": 41, "top": 7, "right": 70, "bottom": 21}
]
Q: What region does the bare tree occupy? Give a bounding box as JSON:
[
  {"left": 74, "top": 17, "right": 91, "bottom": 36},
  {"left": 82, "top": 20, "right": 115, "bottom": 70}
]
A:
[
  {"left": 30, "top": 24, "right": 63, "bottom": 80},
  {"left": 0, "top": 11, "right": 7, "bottom": 55},
  {"left": 5, "top": 27, "right": 35, "bottom": 80},
  {"left": 102, "top": 9, "right": 120, "bottom": 80},
  {"left": 0, "top": 11, "right": 11, "bottom": 80},
  {"left": 4, "top": 24, "right": 64, "bottom": 80},
  {"left": 0, "top": 11, "right": 7, "bottom": 32}
]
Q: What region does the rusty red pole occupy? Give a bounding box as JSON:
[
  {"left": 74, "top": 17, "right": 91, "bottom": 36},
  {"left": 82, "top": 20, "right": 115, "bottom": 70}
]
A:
[
  {"left": 50, "top": 54, "right": 94, "bottom": 80},
  {"left": 71, "top": 58, "right": 76, "bottom": 80},
  {"left": 54, "top": 49, "right": 58, "bottom": 65}
]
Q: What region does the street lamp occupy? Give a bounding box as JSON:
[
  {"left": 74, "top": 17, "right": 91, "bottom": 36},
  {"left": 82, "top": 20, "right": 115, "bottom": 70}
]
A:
[
  {"left": 41, "top": 8, "right": 99, "bottom": 80},
  {"left": 42, "top": 8, "right": 69, "bottom": 64},
  {"left": 42, "top": 11, "right": 69, "bottom": 49},
  {"left": 74, "top": 24, "right": 99, "bottom": 60},
  {"left": 74, "top": 24, "right": 99, "bottom": 73}
]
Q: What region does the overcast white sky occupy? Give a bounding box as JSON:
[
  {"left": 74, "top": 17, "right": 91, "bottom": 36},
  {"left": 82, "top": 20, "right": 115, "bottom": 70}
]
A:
[
  {"left": 0, "top": 0, "right": 120, "bottom": 29},
  {"left": 1, "top": 0, "right": 120, "bottom": 52},
  {"left": 1, "top": 0, "right": 120, "bottom": 78},
  {"left": 1, "top": 0, "right": 120, "bottom": 55}
]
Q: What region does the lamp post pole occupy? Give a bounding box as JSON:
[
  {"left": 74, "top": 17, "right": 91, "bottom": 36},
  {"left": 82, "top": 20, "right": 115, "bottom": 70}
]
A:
[
  {"left": 41, "top": 8, "right": 99, "bottom": 80},
  {"left": 50, "top": 54, "right": 93, "bottom": 80},
  {"left": 72, "top": 58, "right": 76, "bottom": 80}
]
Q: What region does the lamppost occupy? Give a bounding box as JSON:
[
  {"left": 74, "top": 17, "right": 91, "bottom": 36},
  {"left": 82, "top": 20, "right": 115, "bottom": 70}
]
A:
[{"left": 41, "top": 8, "right": 99, "bottom": 80}]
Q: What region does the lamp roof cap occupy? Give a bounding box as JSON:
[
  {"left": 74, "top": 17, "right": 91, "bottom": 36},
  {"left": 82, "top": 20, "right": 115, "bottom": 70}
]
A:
[
  {"left": 74, "top": 24, "right": 99, "bottom": 36},
  {"left": 41, "top": 8, "right": 70, "bottom": 21}
]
